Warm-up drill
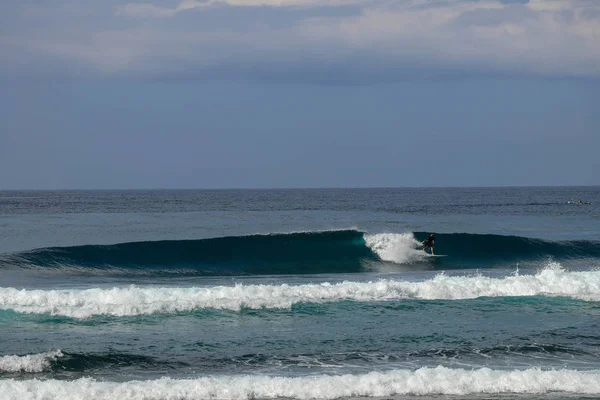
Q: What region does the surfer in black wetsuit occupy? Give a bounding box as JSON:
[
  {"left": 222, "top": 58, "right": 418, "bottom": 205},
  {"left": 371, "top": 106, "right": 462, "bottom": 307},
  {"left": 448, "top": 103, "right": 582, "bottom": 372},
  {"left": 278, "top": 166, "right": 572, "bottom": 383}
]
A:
[{"left": 422, "top": 233, "right": 435, "bottom": 255}]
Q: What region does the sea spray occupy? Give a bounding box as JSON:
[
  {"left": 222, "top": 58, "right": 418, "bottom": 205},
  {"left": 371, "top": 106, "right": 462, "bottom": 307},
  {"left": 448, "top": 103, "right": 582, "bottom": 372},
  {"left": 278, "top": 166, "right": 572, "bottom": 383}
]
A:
[{"left": 364, "top": 232, "right": 426, "bottom": 263}]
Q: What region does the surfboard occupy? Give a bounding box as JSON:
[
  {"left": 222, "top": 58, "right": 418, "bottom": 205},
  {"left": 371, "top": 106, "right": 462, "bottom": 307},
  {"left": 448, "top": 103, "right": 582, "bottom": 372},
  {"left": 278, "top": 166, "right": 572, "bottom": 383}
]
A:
[{"left": 424, "top": 253, "right": 447, "bottom": 257}]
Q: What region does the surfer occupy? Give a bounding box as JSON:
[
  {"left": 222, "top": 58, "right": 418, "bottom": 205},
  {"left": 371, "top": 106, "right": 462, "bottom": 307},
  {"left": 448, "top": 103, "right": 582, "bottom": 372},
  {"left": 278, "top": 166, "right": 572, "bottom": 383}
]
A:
[
  {"left": 422, "top": 233, "right": 435, "bottom": 255},
  {"left": 568, "top": 199, "right": 591, "bottom": 205}
]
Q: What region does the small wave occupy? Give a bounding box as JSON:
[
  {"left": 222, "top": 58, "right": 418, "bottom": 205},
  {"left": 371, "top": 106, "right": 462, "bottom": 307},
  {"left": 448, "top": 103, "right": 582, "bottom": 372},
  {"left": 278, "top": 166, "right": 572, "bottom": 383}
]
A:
[
  {"left": 0, "top": 350, "right": 63, "bottom": 373},
  {"left": 2, "top": 366, "right": 600, "bottom": 399},
  {"left": 55, "top": 352, "right": 183, "bottom": 373},
  {"left": 1, "top": 263, "right": 599, "bottom": 318}
]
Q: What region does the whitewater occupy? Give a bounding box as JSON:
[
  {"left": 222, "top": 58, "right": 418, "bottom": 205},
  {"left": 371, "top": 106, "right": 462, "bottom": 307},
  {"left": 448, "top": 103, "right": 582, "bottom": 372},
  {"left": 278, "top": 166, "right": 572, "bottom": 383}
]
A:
[
  {"left": 0, "top": 351, "right": 63, "bottom": 373},
  {"left": 3, "top": 367, "right": 600, "bottom": 399},
  {"left": 1, "top": 263, "right": 599, "bottom": 318}
]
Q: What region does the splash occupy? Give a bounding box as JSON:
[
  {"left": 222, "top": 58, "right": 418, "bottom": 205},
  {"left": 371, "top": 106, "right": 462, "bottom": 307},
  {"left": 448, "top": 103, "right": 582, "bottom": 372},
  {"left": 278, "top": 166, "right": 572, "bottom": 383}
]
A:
[{"left": 364, "top": 232, "right": 426, "bottom": 263}]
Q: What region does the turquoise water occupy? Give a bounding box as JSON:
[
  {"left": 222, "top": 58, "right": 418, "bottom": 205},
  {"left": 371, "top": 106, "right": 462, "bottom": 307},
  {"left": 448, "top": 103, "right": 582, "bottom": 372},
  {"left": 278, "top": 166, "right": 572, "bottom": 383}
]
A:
[{"left": 0, "top": 187, "right": 599, "bottom": 399}]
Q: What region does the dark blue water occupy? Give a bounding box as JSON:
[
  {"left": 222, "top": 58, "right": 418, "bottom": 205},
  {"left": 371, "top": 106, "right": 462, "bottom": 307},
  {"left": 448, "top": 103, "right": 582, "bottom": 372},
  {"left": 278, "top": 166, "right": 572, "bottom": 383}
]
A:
[{"left": 1, "top": 187, "right": 599, "bottom": 399}]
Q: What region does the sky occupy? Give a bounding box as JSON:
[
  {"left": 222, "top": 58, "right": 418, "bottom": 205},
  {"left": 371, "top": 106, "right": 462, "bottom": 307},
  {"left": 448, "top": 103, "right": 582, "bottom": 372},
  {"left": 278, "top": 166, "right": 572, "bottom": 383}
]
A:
[{"left": 1, "top": 0, "right": 599, "bottom": 189}]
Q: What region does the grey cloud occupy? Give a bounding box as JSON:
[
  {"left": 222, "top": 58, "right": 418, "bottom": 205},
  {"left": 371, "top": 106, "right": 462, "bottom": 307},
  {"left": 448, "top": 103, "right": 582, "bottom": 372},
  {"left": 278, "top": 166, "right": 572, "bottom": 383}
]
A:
[{"left": 1, "top": 0, "right": 599, "bottom": 83}]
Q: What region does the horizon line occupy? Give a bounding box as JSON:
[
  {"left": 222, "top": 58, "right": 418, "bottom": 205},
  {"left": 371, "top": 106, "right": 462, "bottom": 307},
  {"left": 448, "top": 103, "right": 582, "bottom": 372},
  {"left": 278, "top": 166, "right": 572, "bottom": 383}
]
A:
[{"left": 0, "top": 185, "right": 598, "bottom": 192}]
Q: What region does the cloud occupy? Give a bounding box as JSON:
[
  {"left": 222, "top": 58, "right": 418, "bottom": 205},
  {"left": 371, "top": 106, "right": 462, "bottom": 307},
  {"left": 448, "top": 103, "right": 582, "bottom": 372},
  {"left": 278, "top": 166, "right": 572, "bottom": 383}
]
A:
[
  {"left": 115, "top": 0, "right": 364, "bottom": 18},
  {"left": 2, "top": 0, "right": 599, "bottom": 82},
  {"left": 115, "top": 0, "right": 205, "bottom": 18},
  {"left": 292, "top": 0, "right": 600, "bottom": 77}
]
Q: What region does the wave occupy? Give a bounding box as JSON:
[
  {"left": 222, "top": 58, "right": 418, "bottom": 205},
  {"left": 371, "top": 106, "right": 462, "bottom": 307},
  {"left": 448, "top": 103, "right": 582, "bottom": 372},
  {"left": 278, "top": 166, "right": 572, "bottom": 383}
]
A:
[
  {"left": 0, "top": 230, "right": 598, "bottom": 276},
  {"left": 0, "top": 350, "right": 189, "bottom": 376},
  {"left": 365, "top": 231, "right": 600, "bottom": 265},
  {"left": 0, "top": 230, "right": 374, "bottom": 275},
  {"left": 1, "top": 263, "right": 599, "bottom": 318},
  {"left": 2, "top": 366, "right": 600, "bottom": 398},
  {"left": 2, "top": 345, "right": 595, "bottom": 377},
  {"left": 0, "top": 351, "right": 63, "bottom": 373}
]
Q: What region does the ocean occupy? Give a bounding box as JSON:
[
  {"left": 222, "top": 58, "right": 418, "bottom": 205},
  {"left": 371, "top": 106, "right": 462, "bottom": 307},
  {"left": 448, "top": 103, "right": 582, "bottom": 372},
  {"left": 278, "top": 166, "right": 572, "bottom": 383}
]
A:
[{"left": 0, "top": 187, "right": 599, "bottom": 400}]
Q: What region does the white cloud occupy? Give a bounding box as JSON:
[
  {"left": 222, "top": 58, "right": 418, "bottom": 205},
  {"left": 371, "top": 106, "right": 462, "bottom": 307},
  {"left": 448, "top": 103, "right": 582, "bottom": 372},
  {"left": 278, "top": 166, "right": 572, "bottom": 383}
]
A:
[
  {"left": 291, "top": 0, "right": 600, "bottom": 77},
  {"left": 2, "top": 0, "right": 600, "bottom": 81}
]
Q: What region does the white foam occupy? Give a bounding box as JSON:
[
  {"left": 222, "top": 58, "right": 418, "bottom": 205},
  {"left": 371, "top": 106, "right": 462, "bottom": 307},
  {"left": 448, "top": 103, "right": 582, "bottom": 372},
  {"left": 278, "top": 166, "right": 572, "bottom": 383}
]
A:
[
  {"left": 364, "top": 232, "right": 426, "bottom": 264},
  {"left": 1, "top": 263, "right": 599, "bottom": 318},
  {"left": 0, "top": 350, "right": 63, "bottom": 373},
  {"left": 1, "top": 367, "right": 600, "bottom": 399}
]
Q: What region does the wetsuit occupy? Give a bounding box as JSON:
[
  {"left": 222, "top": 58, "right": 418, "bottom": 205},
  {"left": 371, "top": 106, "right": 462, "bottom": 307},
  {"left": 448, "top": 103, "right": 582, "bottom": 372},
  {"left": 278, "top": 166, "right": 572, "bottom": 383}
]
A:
[{"left": 423, "top": 235, "right": 435, "bottom": 250}]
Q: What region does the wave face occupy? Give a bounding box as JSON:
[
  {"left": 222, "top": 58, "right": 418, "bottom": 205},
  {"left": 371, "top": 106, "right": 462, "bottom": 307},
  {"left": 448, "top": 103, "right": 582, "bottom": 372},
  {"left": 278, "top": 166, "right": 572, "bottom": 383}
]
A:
[
  {"left": 0, "top": 230, "right": 599, "bottom": 276},
  {"left": 2, "top": 367, "right": 600, "bottom": 398},
  {"left": 1, "top": 230, "right": 375, "bottom": 275},
  {"left": 0, "top": 351, "right": 181, "bottom": 376},
  {"left": 418, "top": 232, "right": 600, "bottom": 262},
  {"left": 2, "top": 263, "right": 598, "bottom": 318},
  {"left": 2, "top": 346, "right": 596, "bottom": 377}
]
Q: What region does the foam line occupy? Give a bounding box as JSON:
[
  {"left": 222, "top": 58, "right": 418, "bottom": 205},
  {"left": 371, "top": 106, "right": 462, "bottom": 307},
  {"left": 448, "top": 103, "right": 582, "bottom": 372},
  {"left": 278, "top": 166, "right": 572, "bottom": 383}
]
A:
[
  {"left": 2, "top": 367, "right": 600, "bottom": 399},
  {"left": 1, "top": 263, "right": 599, "bottom": 318}
]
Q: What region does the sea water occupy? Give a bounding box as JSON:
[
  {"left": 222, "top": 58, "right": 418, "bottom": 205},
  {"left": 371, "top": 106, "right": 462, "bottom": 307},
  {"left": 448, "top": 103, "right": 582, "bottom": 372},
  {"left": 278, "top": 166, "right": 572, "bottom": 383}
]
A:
[{"left": 0, "top": 187, "right": 599, "bottom": 399}]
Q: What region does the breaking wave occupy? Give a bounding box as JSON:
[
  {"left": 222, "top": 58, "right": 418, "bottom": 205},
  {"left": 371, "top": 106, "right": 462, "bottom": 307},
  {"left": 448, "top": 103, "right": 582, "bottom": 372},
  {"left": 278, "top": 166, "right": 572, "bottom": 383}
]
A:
[
  {"left": 0, "top": 350, "right": 63, "bottom": 373},
  {"left": 0, "top": 230, "right": 598, "bottom": 276},
  {"left": 1, "top": 263, "right": 599, "bottom": 318},
  {"left": 2, "top": 366, "right": 600, "bottom": 398}
]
